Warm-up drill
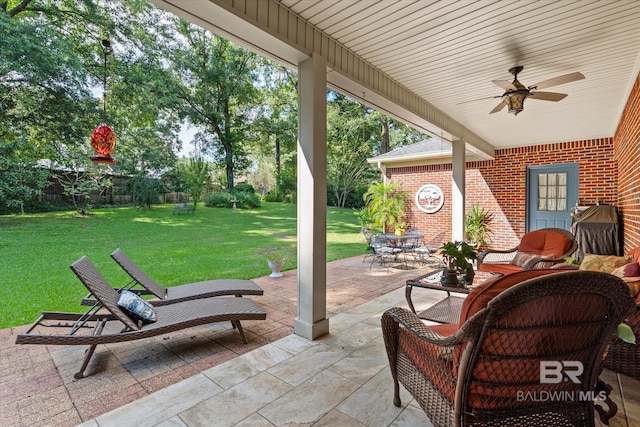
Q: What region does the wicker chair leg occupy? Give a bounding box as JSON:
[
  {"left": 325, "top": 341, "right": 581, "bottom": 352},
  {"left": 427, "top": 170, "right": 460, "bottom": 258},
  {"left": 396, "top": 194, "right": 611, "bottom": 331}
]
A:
[
  {"left": 74, "top": 344, "right": 98, "bottom": 379},
  {"left": 393, "top": 380, "right": 401, "bottom": 407},
  {"left": 232, "top": 320, "right": 247, "bottom": 344},
  {"left": 594, "top": 379, "right": 617, "bottom": 425}
]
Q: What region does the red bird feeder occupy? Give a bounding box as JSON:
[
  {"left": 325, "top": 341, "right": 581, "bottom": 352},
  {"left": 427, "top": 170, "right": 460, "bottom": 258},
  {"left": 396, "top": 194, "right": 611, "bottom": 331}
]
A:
[
  {"left": 90, "top": 124, "right": 117, "bottom": 164},
  {"left": 90, "top": 39, "right": 117, "bottom": 164}
]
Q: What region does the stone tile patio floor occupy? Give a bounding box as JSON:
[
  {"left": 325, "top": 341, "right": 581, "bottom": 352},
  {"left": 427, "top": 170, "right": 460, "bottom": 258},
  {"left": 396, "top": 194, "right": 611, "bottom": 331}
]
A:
[{"left": 1, "top": 255, "right": 638, "bottom": 426}]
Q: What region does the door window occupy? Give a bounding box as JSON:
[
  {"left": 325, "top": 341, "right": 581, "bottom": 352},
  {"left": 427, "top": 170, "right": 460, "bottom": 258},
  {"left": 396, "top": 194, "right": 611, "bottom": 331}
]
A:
[{"left": 537, "top": 173, "right": 567, "bottom": 212}]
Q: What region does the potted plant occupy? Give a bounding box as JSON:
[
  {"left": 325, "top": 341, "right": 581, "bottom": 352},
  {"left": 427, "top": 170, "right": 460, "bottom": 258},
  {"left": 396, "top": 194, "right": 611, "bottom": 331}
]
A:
[
  {"left": 465, "top": 204, "right": 493, "bottom": 249},
  {"left": 363, "top": 181, "right": 409, "bottom": 234},
  {"left": 263, "top": 247, "right": 291, "bottom": 278},
  {"left": 440, "top": 241, "right": 478, "bottom": 287},
  {"left": 266, "top": 255, "right": 285, "bottom": 278},
  {"left": 394, "top": 221, "right": 407, "bottom": 236}
]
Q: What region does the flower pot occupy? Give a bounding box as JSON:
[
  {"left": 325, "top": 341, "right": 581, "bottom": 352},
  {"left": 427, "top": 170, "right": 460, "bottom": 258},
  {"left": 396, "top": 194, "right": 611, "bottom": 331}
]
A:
[
  {"left": 267, "top": 259, "right": 285, "bottom": 278},
  {"left": 461, "top": 266, "right": 475, "bottom": 286},
  {"left": 440, "top": 268, "right": 461, "bottom": 287}
]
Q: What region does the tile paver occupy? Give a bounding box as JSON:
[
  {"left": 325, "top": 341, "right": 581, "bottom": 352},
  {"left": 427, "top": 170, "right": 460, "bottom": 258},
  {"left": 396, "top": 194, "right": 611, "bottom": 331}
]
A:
[
  {"left": 3, "top": 255, "right": 638, "bottom": 426},
  {"left": 1, "top": 255, "right": 437, "bottom": 426}
]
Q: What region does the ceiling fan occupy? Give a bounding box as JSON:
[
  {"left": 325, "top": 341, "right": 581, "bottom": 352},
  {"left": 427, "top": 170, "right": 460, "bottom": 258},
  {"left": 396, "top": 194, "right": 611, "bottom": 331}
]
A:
[{"left": 489, "top": 66, "right": 585, "bottom": 115}]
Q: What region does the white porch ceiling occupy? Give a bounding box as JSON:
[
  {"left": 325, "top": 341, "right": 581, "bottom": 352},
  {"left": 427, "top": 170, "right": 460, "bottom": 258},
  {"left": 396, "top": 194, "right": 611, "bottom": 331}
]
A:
[
  {"left": 153, "top": 0, "right": 640, "bottom": 150},
  {"left": 280, "top": 0, "right": 640, "bottom": 149}
]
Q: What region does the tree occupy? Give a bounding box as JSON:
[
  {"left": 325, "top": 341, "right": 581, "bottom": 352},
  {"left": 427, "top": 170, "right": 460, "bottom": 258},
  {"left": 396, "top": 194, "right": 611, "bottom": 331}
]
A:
[
  {"left": 182, "top": 156, "right": 211, "bottom": 210},
  {"left": 1, "top": 1, "right": 99, "bottom": 210},
  {"left": 251, "top": 64, "right": 298, "bottom": 196},
  {"left": 326, "top": 93, "right": 378, "bottom": 208},
  {"left": 247, "top": 154, "right": 277, "bottom": 197},
  {"left": 1, "top": 1, "right": 182, "bottom": 183},
  {"left": 129, "top": 174, "right": 164, "bottom": 209},
  {"left": 160, "top": 19, "right": 260, "bottom": 191},
  {"left": 0, "top": 143, "right": 50, "bottom": 214}
]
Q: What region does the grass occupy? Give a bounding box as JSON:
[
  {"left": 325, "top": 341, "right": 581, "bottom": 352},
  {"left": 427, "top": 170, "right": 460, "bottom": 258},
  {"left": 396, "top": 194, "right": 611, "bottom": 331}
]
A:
[{"left": 0, "top": 202, "right": 367, "bottom": 329}]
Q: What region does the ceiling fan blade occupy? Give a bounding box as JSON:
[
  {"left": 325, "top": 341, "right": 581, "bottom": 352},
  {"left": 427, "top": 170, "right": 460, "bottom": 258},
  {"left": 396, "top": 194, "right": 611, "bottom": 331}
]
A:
[
  {"left": 489, "top": 101, "right": 506, "bottom": 114},
  {"left": 529, "top": 72, "right": 585, "bottom": 90},
  {"left": 457, "top": 95, "right": 502, "bottom": 105},
  {"left": 529, "top": 91, "right": 568, "bottom": 102},
  {"left": 492, "top": 79, "right": 518, "bottom": 91}
]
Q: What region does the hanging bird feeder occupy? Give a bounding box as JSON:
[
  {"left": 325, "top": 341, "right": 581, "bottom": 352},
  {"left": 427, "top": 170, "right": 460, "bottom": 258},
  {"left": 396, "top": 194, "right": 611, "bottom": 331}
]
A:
[{"left": 91, "top": 38, "right": 116, "bottom": 164}]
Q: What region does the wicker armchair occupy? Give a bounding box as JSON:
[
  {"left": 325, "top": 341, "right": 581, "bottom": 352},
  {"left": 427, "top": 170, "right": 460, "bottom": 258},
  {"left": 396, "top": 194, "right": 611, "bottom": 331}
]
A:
[
  {"left": 382, "top": 270, "right": 634, "bottom": 427},
  {"left": 477, "top": 228, "right": 577, "bottom": 275}
]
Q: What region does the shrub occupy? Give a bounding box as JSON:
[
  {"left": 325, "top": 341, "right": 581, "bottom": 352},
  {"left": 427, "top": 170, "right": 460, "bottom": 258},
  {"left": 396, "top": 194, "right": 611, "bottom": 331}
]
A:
[
  {"left": 204, "top": 191, "right": 261, "bottom": 209},
  {"left": 354, "top": 207, "right": 373, "bottom": 228},
  {"left": 235, "top": 192, "right": 261, "bottom": 208},
  {"left": 204, "top": 191, "right": 233, "bottom": 208},
  {"left": 234, "top": 183, "right": 255, "bottom": 193},
  {"left": 263, "top": 193, "right": 281, "bottom": 202}
]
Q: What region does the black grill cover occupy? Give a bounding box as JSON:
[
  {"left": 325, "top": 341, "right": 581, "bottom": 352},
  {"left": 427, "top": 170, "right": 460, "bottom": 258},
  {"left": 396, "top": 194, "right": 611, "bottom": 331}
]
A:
[{"left": 571, "top": 205, "right": 622, "bottom": 261}]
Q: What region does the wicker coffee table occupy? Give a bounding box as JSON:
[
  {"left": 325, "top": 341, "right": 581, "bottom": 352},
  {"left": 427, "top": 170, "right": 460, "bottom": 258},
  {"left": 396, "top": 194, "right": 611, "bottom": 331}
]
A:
[{"left": 405, "top": 269, "right": 502, "bottom": 324}]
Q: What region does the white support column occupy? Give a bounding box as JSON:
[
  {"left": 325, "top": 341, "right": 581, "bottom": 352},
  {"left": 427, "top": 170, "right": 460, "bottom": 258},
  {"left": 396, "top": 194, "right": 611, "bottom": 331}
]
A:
[
  {"left": 295, "top": 53, "right": 330, "bottom": 340},
  {"left": 451, "top": 140, "right": 466, "bottom": 242}
]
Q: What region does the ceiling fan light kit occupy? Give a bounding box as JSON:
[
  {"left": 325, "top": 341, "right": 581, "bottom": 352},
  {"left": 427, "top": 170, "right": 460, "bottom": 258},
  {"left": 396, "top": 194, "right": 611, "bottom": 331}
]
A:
[
  {"left": 491, "top": 66, "right": 584, "bottom": 116},
  {"left": 504, "top": 92, "right": 527, "bottom": 115}
]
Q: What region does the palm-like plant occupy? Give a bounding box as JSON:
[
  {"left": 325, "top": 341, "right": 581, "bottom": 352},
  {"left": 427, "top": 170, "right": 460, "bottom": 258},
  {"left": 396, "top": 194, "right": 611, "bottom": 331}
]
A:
[
  {"left": 465, "top": 204, "right": 493, "bottom": 248},
  {"left": 363, "top": 181, "right": 409, "bottom": 233}
]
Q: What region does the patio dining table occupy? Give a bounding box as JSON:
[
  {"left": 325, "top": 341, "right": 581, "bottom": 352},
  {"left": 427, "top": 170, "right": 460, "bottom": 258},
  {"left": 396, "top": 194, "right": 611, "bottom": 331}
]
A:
[
  {"left": 380, "top": 232, "right": 423, "bottom": 248},
  {"left": 380, "top": 232, "right": 424, "bottom": 268}
]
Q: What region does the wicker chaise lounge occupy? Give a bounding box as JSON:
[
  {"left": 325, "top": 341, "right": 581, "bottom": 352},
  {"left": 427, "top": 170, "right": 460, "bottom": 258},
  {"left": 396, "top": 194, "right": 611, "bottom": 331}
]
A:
[
  {"left": 16, "top": 256, "right": 266, "bottom": 379},
  {"left": 82, "top": 248, "right": 263, "bottom": 306}
]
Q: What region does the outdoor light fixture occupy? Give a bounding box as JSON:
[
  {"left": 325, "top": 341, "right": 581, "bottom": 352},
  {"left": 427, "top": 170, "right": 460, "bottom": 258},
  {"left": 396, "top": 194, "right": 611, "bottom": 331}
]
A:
[
  {"left": 503, "top": 91, "right": 528, "bottom": 115},
  {"left": 90, "top": 38, "right": 116, "bottom": 164}
]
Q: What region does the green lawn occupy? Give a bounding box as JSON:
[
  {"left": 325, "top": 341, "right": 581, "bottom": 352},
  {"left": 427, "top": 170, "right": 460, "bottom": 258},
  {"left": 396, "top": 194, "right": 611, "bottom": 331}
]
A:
[{"left": 0, "top": 202, "right": 367, "bottom": 329}]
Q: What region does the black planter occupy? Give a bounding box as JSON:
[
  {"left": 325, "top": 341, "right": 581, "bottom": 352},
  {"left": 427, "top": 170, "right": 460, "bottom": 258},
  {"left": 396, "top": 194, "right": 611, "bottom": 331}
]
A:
[
  {"left": 440, "top": 269, "right": 461, "bottom": 287},
  {"left": 461, "top": 266, "right": 475, "bottom": 286}
]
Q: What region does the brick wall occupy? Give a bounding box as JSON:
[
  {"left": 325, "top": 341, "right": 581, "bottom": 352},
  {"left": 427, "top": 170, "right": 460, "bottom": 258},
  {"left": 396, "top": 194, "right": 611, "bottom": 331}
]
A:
[
  {"left": 614, "top": 74, "right": 640, "bottom": 252},
  {"left": 389, "top": 138, "right": 617, "bottom": 248}
]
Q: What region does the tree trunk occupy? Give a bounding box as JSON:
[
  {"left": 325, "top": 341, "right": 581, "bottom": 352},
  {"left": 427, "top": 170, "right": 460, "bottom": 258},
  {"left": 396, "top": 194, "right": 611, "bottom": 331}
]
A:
[
  {"left": 275, "top": 135, "right": 281, "bottom": 175},
  {"left": 225, "top": 143, "right": 234, "bottom": 191},
  {"left": 381, "top": 117, "right": 390, "bottom": 154}
]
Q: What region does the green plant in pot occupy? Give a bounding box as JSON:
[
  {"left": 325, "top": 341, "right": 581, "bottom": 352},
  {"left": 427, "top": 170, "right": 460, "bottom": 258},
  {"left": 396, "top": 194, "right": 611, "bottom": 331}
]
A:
[
  {"left": 263, "top": 247, "right": 291, "bottom": 278},
  {"left": 363, "top": 181, "right": 409, "bottom": 234},
  {"left": 440, "top": 241, "right": 478, "bottom": 287},
  {"left": 465, "top": 204, "right": 493, "bottom": 249}
]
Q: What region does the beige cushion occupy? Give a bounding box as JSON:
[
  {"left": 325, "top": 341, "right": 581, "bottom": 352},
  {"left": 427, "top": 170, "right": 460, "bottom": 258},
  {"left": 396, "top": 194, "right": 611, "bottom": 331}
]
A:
[
  {"left": 511, "top": 251, "right": 536, "bottom": 266},
  {"left": 578, "top": 254, "right": 632, "bottom": 273},
  {"left": 511, "top": 251, "right": 554, "bottom": 268}
]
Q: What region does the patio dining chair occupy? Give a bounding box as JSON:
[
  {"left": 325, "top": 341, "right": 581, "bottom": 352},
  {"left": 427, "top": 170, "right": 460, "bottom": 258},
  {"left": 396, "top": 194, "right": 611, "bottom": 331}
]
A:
[
  {"left": 394, "top": 231, "right": 424, "bottom": 267},
  {"left": 362, "top": 227, "right": 402, "bottom": 269},
  {"left": 413, "top": 231, "right": 445, "bottom": 265},
  {"left": 382, "top": 270, "right": 635, "bottom": 426}
]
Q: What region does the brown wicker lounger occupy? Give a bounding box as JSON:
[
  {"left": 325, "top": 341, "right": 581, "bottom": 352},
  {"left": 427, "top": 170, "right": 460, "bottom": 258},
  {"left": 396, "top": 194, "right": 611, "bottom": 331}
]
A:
[
  {"left": 81, "top": 248, "right": 263, "bottom": 306},
  {"left": 16, "top": 256, "right": 266, "bottom": 379}
]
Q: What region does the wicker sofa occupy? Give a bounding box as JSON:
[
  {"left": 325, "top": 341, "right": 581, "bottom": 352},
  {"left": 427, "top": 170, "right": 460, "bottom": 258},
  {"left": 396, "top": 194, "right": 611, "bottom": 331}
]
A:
[
  {"left": 556, "top": 247, "right": 640, "bottom": 381},
  {"left": 602, "top": 247, "right": 640, "bottom": 381}
]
